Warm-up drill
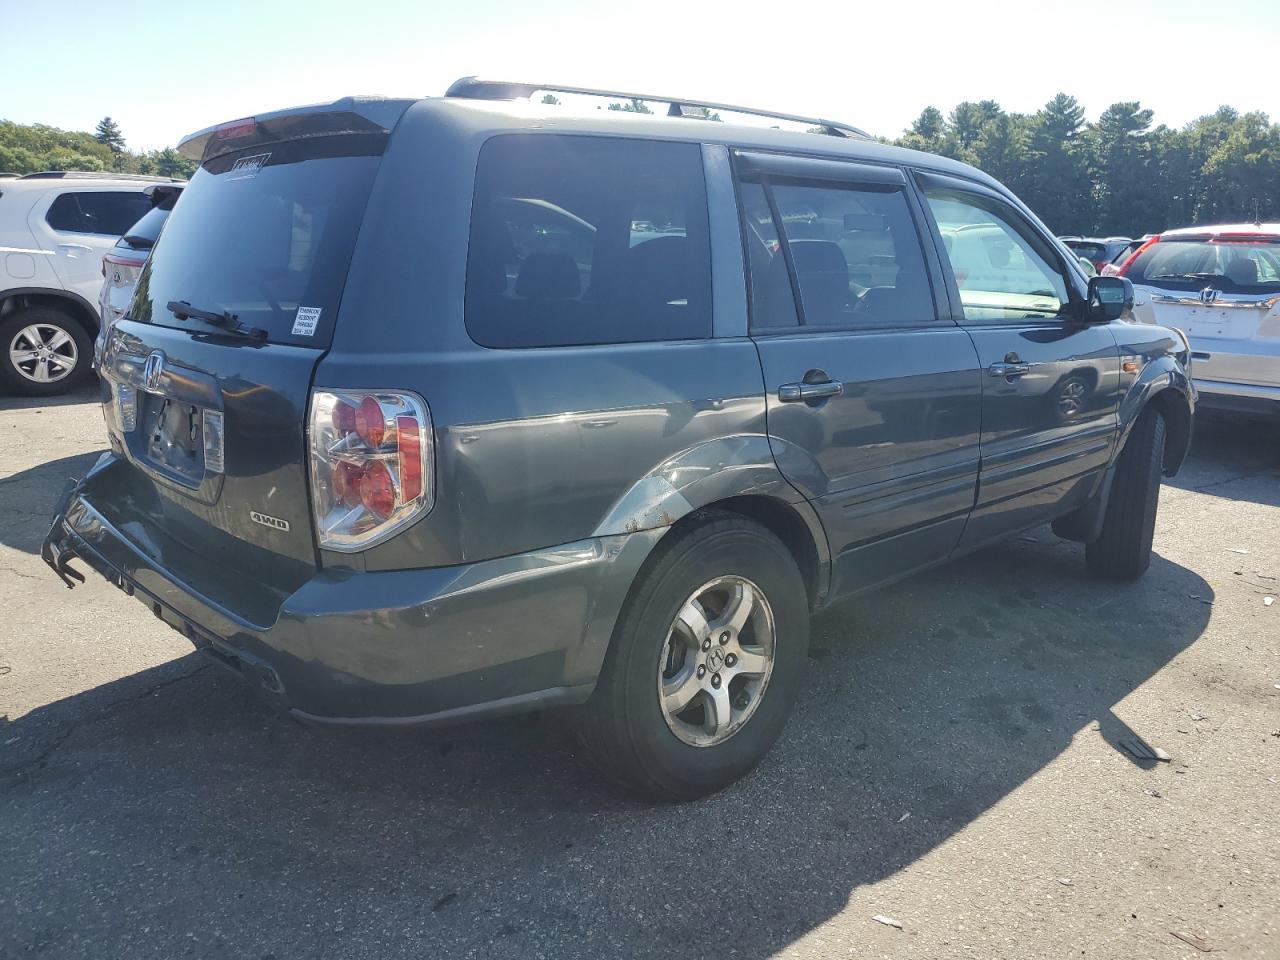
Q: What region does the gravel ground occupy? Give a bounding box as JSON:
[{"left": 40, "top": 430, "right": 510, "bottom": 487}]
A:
[{"left": 1, "top": 385, "right": 1278, "bottom": 960}]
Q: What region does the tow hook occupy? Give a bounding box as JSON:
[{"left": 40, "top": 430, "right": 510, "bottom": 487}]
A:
[
  {"left": 41, "top": 477, "right": 86, "bottom": 589},
  {"left": 42, "top": 540, "right": 85, "bottom": 589}
]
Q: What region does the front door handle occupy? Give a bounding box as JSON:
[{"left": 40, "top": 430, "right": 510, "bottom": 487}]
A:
[
  {"left": 778, "top": 379, "right": 843, "bottom": 403},
  {"left": 989, "top": 361, "right": 1031, "bottom": 378}
]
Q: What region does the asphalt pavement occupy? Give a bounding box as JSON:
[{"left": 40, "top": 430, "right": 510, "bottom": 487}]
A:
[{"left": 2, "top": 385, "right": 1278, "bottom": 959}]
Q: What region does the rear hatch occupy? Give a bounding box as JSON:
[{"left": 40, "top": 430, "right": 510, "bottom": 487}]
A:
[
  {"left": 1130, "top": 234, "right": 1280, "bottom": 384},
  {"left": 94, "top": 105, "right": 405, "bottom": 622}
]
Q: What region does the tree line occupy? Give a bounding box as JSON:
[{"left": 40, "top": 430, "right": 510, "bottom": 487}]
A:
[
  {"left": 0, "top": 116, "right": 197, "bottom": 180},
  {"left": 894, "top": 94, "right": 1279, "bottom": 237},
  {"left": 4, "top": 97, "right": 1276, "bottom": 238}
]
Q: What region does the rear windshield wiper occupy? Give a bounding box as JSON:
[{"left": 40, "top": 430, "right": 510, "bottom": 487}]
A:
[
  {"left": 166, "top": 300, "right": 267, "bottom": 341},
  {"left": 1162, "top": 272, "right": 1225, "bottom": 282}
]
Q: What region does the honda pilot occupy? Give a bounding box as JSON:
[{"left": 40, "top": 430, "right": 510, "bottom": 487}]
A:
[{"left": 44, "top": 81, "right": 1195, "bottom": 800}]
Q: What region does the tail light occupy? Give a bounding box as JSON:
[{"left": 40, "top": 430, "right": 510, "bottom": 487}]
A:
[
  {"left": 308, "top": 390, "right": 433, "bottom": 551},
  {"left": 1114, "top": 236, "right": 1159, "bottom": 277}
]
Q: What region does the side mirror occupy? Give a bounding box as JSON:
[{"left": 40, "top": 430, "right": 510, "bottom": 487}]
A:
[
  {"left": 1087, "top": 275, "right": 1133, "bottom": 322},
  {"left": 1077, "top": 255, "right": 1097, "bottom": 277}
]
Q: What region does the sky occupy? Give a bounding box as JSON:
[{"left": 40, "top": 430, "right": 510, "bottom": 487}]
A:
[{"left": 3, "top": 0, "right": 1279, "bottom": 151}]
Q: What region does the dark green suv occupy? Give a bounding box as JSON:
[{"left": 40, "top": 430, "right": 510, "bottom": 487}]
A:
[{"left": 44, "top": 80, "right": 1195, "bottom": 799}]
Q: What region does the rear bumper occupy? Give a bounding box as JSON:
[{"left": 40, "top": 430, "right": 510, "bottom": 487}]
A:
[
  {"left": 1193, "top": 377, "right": 1280, "bottom": 418},
  {"left": 43, "top": 470, "right": 661, "bottom": 726}
]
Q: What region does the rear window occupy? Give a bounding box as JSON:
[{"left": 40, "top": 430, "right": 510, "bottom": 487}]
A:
[
  {"left": 118, "top": 205, "right": 170, "bottom": 250},
  {"left": 47, "top": 191, "right": 152, "bottom": 236},
  {"left": 130, "top": 134, "right": 386, "bottom": 346},
  {"left": 1063, "top": 240, "right": 1107, "bottom": 262},
  {"left": 465, "top": 134, "right": 712, "bottom": 348},
  {"left": 1129, "top": 238, "right": 1280, "bottom": 293}
]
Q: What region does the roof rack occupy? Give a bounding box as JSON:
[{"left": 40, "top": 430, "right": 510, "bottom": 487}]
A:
[
  {"left": 444, "top": 77, "right": 870, "bottom": 140},
  {"left": 18, "top": 171, "right": 184, "bottom": 182}
]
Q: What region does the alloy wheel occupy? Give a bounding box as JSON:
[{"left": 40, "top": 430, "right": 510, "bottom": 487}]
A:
[
  {"left": 657, "top": 575, "right": 776, "bottom": 747},
  {"left": 9, "top": 323, "right": 78, "bottom": 384}
]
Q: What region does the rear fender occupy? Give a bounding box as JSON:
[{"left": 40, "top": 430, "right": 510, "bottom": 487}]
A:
[{"left": 590, "top": 432, "right": 831, "bottom": 588}]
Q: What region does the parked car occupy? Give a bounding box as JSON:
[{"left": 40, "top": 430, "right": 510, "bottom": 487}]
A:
[
  {"left": 96, "top": 183, "right": 184, "bottom": 366},
  {"left": 1059, "top": 235, "right": 1133, "bottom": 273},
  {"left": 44, "top": 82, "right": 1195, "bottom": 800},
  {"left": 1101, "top": 234, "right": 1155, "bottom": 276},
  {"left": 0, "top": 171, "right": 183, "bottom": 395},
  {"left": 1122, "top": 223, "right": 1280, "bottom": 417}
]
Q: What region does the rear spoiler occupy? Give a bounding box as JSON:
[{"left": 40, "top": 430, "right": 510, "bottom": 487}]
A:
[
  {"left": 143, "top": 182, "right": 184, "bottom": 208},
  {"left": 178, "top": 97, "right": 415, "bottom": 165}
]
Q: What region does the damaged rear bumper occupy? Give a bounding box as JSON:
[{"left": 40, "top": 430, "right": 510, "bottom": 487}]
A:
[{"left": 43, "top": 463, "right": 662, "bottom": 727}]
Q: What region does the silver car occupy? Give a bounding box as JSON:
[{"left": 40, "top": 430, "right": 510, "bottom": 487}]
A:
[
  {"left": 1127, "top": 223, "right": 1280, "bottom": 416},
  {"left": 95, "top": 183, "right": 183, "bottom": 366}
]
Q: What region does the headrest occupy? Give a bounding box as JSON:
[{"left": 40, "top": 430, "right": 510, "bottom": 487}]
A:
[{"left": 1225, "top": 257, "right": 1258, "bottom": 285}]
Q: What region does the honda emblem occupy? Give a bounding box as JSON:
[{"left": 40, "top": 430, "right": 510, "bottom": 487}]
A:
[
  {"left": 1198, "top": 287, "right": 1219, "bottom": 305},
  {"left": 143, "top": 351, "right": 165, "bottom": 392}
]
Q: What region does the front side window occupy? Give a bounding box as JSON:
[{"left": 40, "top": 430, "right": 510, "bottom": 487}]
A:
[
  {"left": 46, "top": 191, "right": 152, "bottom": 236},
  {"left": 465, "top": 135, "right": 712, "bottom": 348},
  {"left": 742, "top": 177, "right": 934, "bottom": 330},
  {"left": 926, "top": 189, "right": 1070, "bottom": 322}
]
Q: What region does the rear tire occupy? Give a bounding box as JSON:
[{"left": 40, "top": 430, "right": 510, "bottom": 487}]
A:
[
  {"left": 0, "top": 307, "right": 93, "bottom": 397},
  {"left": 578, "top": 512, "right": 809, "bottom": 801},
  {"left": 1086, "top": 409, "right": 1166, "bottom": 581}
]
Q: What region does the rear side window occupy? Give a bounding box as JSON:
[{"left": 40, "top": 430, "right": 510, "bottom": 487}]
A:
[
  {"left": 131, "top": 134, "right": 386, "bottom": 346},
  {"left": 1129, "top": 238, "right": 1280, "bottom": 293},
  {"left": 741, "top": 177, "right": 934, "bottom": 330},
  {"left": 46, "top": 191, "right": 152, "bottom": 235},
  {"left": 466, "top": 135, "right": 712, "bottom": 348}
]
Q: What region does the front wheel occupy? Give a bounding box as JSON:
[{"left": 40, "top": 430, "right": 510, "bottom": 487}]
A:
[
  {"left": 1086, "top": 408, "right": 1166, "bottom": 580},
  {"left": 577, "top": 513, "right": 809, "bottom": 800}
]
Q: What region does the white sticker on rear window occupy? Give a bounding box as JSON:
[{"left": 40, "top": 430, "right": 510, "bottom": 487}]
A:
[
  {"left": 228, "top": 152, "right": 271, "bottom": 180},
  {"left": 292, "top": 306, "right": 322, "bottom": 336}
]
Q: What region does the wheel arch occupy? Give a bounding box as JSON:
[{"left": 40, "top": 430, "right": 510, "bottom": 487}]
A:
[
  {"left": 589, "top": 434, "right": 832, "bottom": 610},
  {"left": 1117, "top": 355, "right": 1194, "bottom": 477},
  {"left": 0, "top": 287, "right": 101, "bottom": 335}
]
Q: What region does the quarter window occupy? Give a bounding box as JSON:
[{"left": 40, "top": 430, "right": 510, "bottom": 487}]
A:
[
  {"left": 46, "top": 191, "right": 152, "bottom": 236},
  {"left": 465, "top": 135, "right": 712, "bottom": 348},
  {"left": 925, "top": 189, "right": 1070, "bottom": 321},
  {"left": 741, "top": 177, "right": 935, "bottom": 330}
]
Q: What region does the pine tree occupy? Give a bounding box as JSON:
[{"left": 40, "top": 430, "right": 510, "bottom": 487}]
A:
[{"left": 94, "top": 117, "right": 125, "bottom": 153}]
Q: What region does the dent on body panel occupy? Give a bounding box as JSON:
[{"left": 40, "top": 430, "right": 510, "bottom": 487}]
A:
[{"left": 590, "top": 430, "right": 798, "bottom": 537}]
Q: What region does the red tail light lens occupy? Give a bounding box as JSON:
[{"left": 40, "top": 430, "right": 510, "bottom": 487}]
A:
[
  {"left": 358, "top": 461, "right": 396, "bottom": 519},
  {"left": 396, "top": 415, "right": 423, "bottom": 502},
  {"left": 308, "top": 390, "right": 433, "bottom": 551},
  {"left": 355, "top": 395, "right": 386, "bottom": 447}
]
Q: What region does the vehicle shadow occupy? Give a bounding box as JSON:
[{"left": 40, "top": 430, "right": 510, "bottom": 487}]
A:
[
  {"left": 1165, "top": 410, "right": 1280, "bottom": 507},
  {"left": 0, "top": 380, "right": 100, "bottom": 410},
  {"left": 0, "top": 539, "right": 1212, "bottom": 959},
  {"left": 0, "top": 451, "right": 105, "bottom": 555}
]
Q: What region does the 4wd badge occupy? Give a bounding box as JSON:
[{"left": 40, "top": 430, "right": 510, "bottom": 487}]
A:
[{"left": 250, "top": 511, "right": 290, "bottom": 532}]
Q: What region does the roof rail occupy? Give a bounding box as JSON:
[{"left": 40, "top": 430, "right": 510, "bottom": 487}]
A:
[
  {"left": 0, "top": 172, "right": 20, "bottom": 179},
  {"left": 17, "top": 171, "right": 184, "bottom": 182},
  {"left": 444, "top": 77, "right": 870, "bottom": 140}
]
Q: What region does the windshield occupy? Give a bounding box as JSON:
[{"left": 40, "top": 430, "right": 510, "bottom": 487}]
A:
[
  {"left": 130, "top": 134, "right": 386, "bottom": 346},
  {"left": 1130, "top": 238, "right": 1280, "bottom": 293}
]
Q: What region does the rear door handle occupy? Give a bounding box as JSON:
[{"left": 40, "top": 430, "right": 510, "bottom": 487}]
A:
[
  {"left": 778, "top": 379, "right": 843, "bottom": 402},
  {"left": 989, "top": 361, "right": 1031, "bottom": 378}
]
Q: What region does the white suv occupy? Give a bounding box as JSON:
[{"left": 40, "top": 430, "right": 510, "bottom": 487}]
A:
[
  {"left": 0, "top": 172, "right": 180, "bottom": 396},
  {"left": 1124, "top": 223, "right": 1280, "bottom": 417}
]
